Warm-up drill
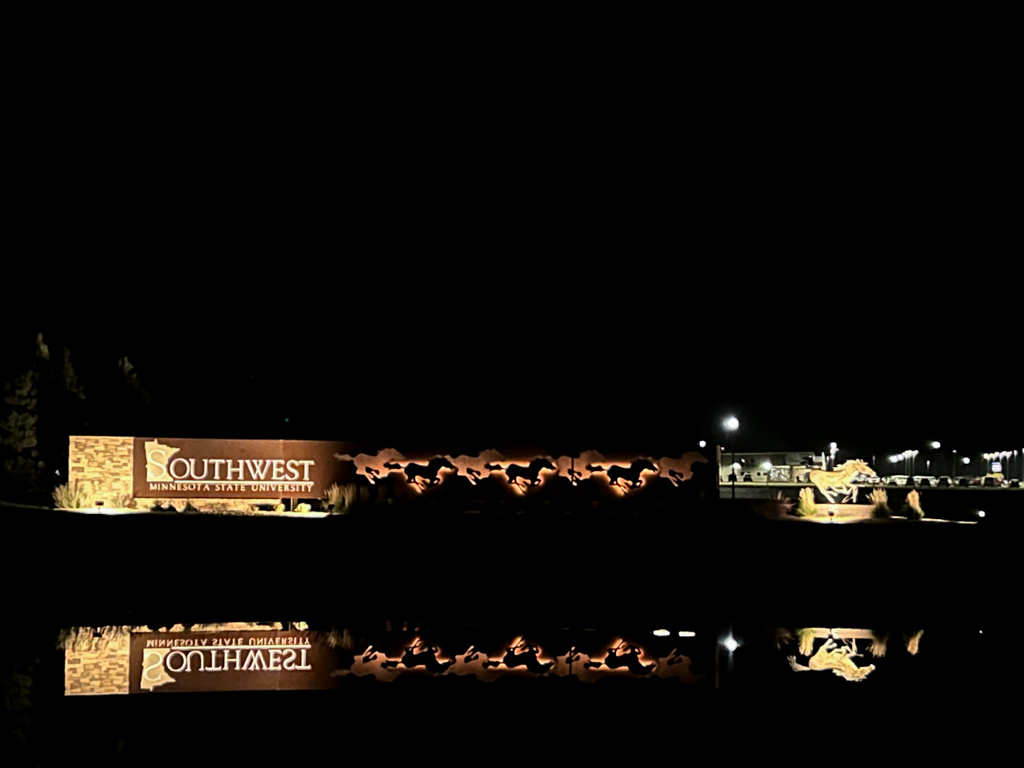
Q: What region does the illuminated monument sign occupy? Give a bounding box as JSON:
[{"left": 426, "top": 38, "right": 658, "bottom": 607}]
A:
[
  {"left": 125, "top": 438, "right": 711, "bottom": 501},
  {"left": 132, "top": 438, "right": 350, "bottom": 499}
]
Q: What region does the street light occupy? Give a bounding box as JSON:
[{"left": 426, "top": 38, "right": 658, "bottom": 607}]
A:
[
  {"left": 724, "top": 417, "right": 739, "bottom": 499},
  {"left": 931, "top": 441, "right": 941, "bottom": 449},
  {"left": 762, "top": 461, "right": 773, "bottom": 484}
]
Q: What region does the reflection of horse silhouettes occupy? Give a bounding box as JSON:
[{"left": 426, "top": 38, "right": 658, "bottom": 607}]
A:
[
  {"left": 383, "top": 457, "right": 456, "bottom": 488},
  {"left": 586, "top": 459, "right": 659, "bottom": 489},
  {"left": 586, "top": 642, "right": 657, "bottom": 675},
  {"left": 653, "top": 649, "right": 704, "bottom": 683},
  {"left": 485, "top": 458, "right": 556, "bottom": 490},
  {"left": 449, "top": 646, "right": 512, "bottom": 682},
  {"left": 483, "top": 639, "right": 553, "bottom": 675},
  {"left": 380, "top": 641, "right": 455, "bottom": 674},
  {"left": 553, "top": 647, "right": 601, "bottom": 682},
  {"left": 332, "top": 646, "right": 402, "bottom": 682}
]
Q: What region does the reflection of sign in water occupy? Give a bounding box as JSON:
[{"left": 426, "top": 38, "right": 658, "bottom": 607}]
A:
[
  {"left": 788, "top": 635, "right": 875, "bottom": 682},
  {"left": 129, "top": 631, "right": 331, "bottom": 693},
  {"left": 95, "top": 630, "right": 706, "bottom": 694},
  {"left": 140, "top": 647, "right": 174, "bottom": 690},
  {"left": 782, "top": 627, "right": 924, "bottom": 683},
  {"left": 334, "top": 637, "right": 704, "bottom": 684}
]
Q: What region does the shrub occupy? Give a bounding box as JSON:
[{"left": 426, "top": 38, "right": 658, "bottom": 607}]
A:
[
  {"left": 869, "top": 488, "right": 893, "bottom": 519},
  {"left": 324, "top": 483, "right": 356, "bottom": 513},
  {"left": 795, "top": 487, "right": 817, "bottom": 517},
  {"left": 52, "top": 480, "right": 88, "bottom": 509},
  {"left": 110, "top": 493, "right": 136, "bottom": 510},
  {"left": 901, "top": 489, "right": 924, "bottom": 520}
]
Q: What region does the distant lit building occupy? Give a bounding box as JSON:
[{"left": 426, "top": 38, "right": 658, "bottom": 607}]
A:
[{"left": 719, "top": 451, "right": 825, "bottom": 484}]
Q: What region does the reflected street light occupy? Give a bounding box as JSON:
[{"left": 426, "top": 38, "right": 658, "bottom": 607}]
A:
[{"left": 724, "top": 417, "right": 739, "bottom": 499}]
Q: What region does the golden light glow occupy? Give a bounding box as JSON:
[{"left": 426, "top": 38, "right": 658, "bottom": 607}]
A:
[
  {"left": 334, "top": 636, "right": 704, "bottom": 683},
  {"left": 335, "top": 448, "right": 708, "bottom": 495}
]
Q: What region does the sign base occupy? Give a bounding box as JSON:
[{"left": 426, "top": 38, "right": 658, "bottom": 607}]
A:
[{"left": 802, "top": 504, "right": 874, "bottom": 523}]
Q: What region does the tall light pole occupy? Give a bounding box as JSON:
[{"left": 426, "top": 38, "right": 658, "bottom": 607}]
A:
[
  {"left": 829, "top": 442, "right": 838, "bottom": 471},
  {"left": 725, "top": 417, "right": 739, "bottom": 499}
]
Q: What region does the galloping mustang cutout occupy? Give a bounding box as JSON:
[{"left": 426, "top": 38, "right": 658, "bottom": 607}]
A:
[
  {"left": 335, "top": 449, "right": 708, "bottom": 495},
  {"left": 806, "top": 460, "right": 876, "bottom": 503}
]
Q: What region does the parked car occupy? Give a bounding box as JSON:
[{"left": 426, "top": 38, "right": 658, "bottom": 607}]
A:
[
  {"left": 971, "top": 474, "right": 1005, "bottom": 487},
  {"left": 888, "top": 475, "right": 911, "bottom": 486},
  {"left": 1010, "top": 479, "right": 1021, "bottom": 488},
  {"left": 954, "top": 476, "right": 972, "bottom": 487},
  {"left": 913, "top": 476, "right": 937, "bottom": 487},
  {"left": 936, "top": 476, "right": 954, "bottom": 487},
  {"left": 853, "top": 474, "right": 883, "bottom": 485}
]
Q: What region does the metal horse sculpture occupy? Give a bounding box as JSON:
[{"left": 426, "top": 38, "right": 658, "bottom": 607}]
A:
[{"left": 806, "top": 459, "right": 875, "bottom": 503}]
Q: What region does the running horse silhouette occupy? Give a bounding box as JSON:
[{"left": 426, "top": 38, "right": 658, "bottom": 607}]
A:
[
  {"left": 484, "top": 457, "right": 556, "bottom": 491},
  {"left": 585, "top": 641, "right": 657, "bottom": 675},
  {"left": 585, "top": 459, "right": 659, "bottom": 489},
  {"left": 383, "top": 456, "right": 456, "bottom": 489},
  {"left": 381, "top": 640, "right": 455, "bottom": 674},
  {"left": 483, "top": 638, "right": 554, "bottom": 675}
]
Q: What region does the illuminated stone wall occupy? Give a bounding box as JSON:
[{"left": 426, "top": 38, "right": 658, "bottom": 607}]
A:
[
  {"left": 68, "top": 436, "right": 279, "bottom": 512},
  {"left": 68, "top": 436, "right": 133, "bottom": 505},
  {"left": 64, "top": 632, "right": 130, "bottom": 695}
]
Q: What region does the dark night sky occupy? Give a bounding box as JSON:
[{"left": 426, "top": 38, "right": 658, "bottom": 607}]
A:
[
  {"left": 10, "top": 252, "right": 1020, "bottom": 467},
  {"left": 6, "top": 68, "right": 1020, "bottom": 465}
]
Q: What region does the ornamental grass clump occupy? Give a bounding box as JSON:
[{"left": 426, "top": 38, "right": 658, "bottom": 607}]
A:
[
  {"left": 52, "top": 480, "right": 88, "bottom": 509},
  {"left": 756, "top": 491, "right": 796, "bottom": 519},
  {"left": 324, "top": 483, "right": 356, "bottom": 513},
  {"left": 869, "top": 488, "right": 893, "bottom": 519},
  {"left": 901, "top": 489, "right": 924, "bottom": 520},
  {"left": 110, "top": 493, "right": 136, "bottom": 510},
  {"left": 797, "top": 628, "right": 817, "bottom": 657},
  {"left": 795, "top": 487, "right": 817, "bottom": 517}
]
